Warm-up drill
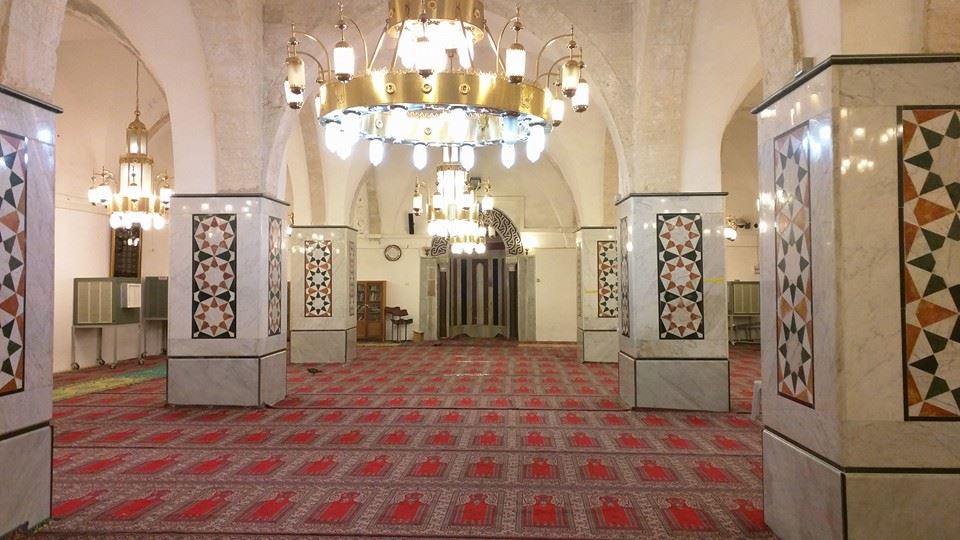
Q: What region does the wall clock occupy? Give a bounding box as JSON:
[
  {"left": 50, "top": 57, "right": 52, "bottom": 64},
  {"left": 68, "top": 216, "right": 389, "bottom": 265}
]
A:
[{"left": 384, "top": 244, "right": 402, "bottom": 261}]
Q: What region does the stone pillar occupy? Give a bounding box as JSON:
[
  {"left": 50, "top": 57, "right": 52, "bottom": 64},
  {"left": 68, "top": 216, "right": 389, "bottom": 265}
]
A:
[
  {"left": 576, "top": 227, "right": 619, "bottom": 363},
  {"left": 0, "top": 87, "right": 57, "bottom": 534},
  {"left": 616, "top": 193, "right": 729, "bottom": 411},
  {"left": 288, "top": 226, "right": 357, "bottom": 363},
  {"left": 756, "top": 56, "right": 960, "bottom": 540},
  {"left": 166, "top": 194, "right": 288, "bottom": 406}
]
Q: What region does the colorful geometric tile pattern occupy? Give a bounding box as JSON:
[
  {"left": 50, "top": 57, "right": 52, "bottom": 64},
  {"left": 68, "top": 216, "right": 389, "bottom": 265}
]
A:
[
  {"left": 619, "top": 217, "right": 630, "bottom": 337},
  {"left": 267, "top": 217, "right": 282, "bottom": 336},
  {"left": 348, "top": 240, "right": 357, "bottom": 317},
  {"left": 597, "top": 240, "right": 619, "bottom": 318},
  {"left": 773, "top": 123, "right": 815, "bottom": 407},
  {"left": 657, "top": 214, "right": 704, "bottom": 340},
  {"left": 0, "top": 131, "right": 27, "bottom": 396},
  {"left": 304, "top": 240, "right": 333, "bottom": 317},
  {"left": 192, "top": 214, "right": 237, "bottom": 339},
  {"left": 900, "top": 106, "right": 960, "bottom": 419}
]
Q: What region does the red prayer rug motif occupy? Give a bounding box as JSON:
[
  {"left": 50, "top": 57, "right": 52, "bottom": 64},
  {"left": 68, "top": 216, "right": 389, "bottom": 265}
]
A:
[{"left": 45, "top": 342, "right": 770, "bottom": 538}]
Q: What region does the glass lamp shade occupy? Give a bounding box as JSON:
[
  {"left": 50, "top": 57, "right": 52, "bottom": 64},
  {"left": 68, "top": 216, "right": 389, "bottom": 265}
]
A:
[
  {"left": 314, "top": 84, "right": 328, "bottom": 119},
  {"left": 500, "top": 143, "right": 516, "bottom": 168},
  {"left": 333, "top": 40, "right": 355, "bottom": 81},
  {"left": 415, "top": 36, "right": 434, "bottom": 77},
  {"left": 526, "top": 124, "right": 545, "bottom": 162},
  {"left": 459, "top": 145, "right": 475, "bottom": 170},
  {"left": 551, "top": 97, "right": 566, "bottom": 126},
  {"left": 724, "top": 226, "right": 738, "bottom": 241},
  {"left": 388, "top": 107, "right": 409, "bottom": 140},
  {"left": 336, "top": 137, "right": 354, "bottom": 160},
  {"left": 119, "top": 156, "right": 152, "bottom": 202},
  {"left": 481, "top": 193, "right": 494, "bottom": 212},
  {"left": 97, "top": 184, "right": 113, "bottom": 205},
  {"left": 561, "top": 59, "right": 581, "bottom": 97},
  {"left": 368, "top": 138, "right": 385, "bottom": 166},
  {"left": 324, "top": 121, "right": 341, "bottom": 152},
  {"left": 126, "top": 116, "right": 148, "bottom": 155},
  {"left": 413, "top": 143, "right": 428, "bottom": 170},
  {"left": 87, "top": 184, "right": 98, "bottom": 204},
  {"left": 159, "top": 186, "right": 173, "bottom": 206},
  {"left": 505, "top": 43, "right": 526, "bottom": 83},
  {"left": 476, "top": 243, "right": 487, "bottom": 254},
  {"left": 109, "top": 212, "right": 123, "bottom": 229},
  {"left": 284, "top": 80, "right": 304, "bottom": 110},
  {"left": 572, "top": 79, "right": 589, "bottom": 112},
  {"left": 285, "top": 55, "right": 306, "bottom": 94},
  {"left": 341, "top": 112, "right": 362, "bottom": 143},
  {"left": 152, "top": 213, "right": 167, "bottom": 230},
  {"left": 412, "top": 192, "right": 423, "bottom": 215},
  {"left": 501, "top": 116, "right": 520, "bottom": 144}
]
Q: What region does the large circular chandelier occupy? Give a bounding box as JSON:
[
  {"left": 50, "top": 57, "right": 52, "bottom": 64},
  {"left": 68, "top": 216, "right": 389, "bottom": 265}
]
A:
[
  {"left": 283, "top": 1, "right": 590, "bottom": 171},
  {"left": 87, "top": 60, "right": 173, "bottom": 230},
  {"left": 413, "top": 146, "right": 493, "bottom": 254}
]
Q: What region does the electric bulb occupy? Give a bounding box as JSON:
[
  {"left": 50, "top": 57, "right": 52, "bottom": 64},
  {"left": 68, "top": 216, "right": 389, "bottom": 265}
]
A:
[
  {"left": 413, "top": 144, "right": 428, "bottom": 170},
  {"left": 500, "top": 143, "right": 516, "bottom": 168},
  {"left": 369, "top": 138, "right": 385, "bottom": 166}
]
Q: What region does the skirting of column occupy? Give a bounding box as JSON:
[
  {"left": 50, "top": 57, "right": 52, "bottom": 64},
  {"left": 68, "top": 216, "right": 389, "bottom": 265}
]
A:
[
  {"left": 0, "top": 424, "right": 52, "bottom": 535},
  {"left": 167, "top": 350, "right": 287, "bottom": 407},
  {"left": 618, "top": 353, "right": 729, "bottom": 411},
  {"left": 578, "top": 329, "right": 618, "bottom": 363},
  {"left": 763, "top": 429, "right": 960, "bottom": 540},
  {"left": 290, "top": 328, "right": 357, "bottom": 364}
]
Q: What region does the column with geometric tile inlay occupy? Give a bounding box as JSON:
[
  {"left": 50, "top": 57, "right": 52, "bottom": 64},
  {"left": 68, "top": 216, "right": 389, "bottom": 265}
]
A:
[
  {"left": 288, "top": 226, "right": 357, "bottom": 364},
  {"left": 576, "top": 227, "right": 618, "bottom": 363},
  {"left": 755, "top": 56, "right": 960, "bottom": 540},
  {"left": 0, "top": 88, "right": 57, "bottom": 536},
  {"left": 166, "top": 195, "right": 289, "bottom": 407},
  {"left": 615, "top": 193, "right": 729, "bottom": 411}
]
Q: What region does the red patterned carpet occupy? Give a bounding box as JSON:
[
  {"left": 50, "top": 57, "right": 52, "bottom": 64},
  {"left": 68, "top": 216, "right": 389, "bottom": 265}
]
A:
[{"left": 40, "top": 342, "right": 770, "bottom": 539}]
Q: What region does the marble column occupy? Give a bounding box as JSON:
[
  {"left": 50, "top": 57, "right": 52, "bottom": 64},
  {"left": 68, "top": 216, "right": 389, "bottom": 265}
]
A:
[
  {"left": 0, "top": 86, "right": 57, "bottom": 535},
  {"left": 756, "top": 56, "right": 960, "bottom": 540},
  {"left": 616, "top": 193, "right": 729, "bottom": 411},
  {"left": 288, "top": 226, "right": 357, "bottom": 363},
  {"left": 576, "top": 227, "right": 619, "bottom": 363},
  {"left": 166, "top": 194, "right": 288, "bottom": 406}
]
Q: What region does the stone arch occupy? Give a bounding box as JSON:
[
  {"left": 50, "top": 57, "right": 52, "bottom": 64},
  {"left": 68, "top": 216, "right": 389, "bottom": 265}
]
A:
[
  {"left": 429, "top": 208, "right": 524, "bottom": 256},
  {"left": 751, "top": 0, "right": 803, "bottom": 97}
]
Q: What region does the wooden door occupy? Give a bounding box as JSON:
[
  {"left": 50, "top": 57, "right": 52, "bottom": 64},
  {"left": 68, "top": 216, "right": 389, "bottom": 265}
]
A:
[
  {"left": 356, "top": 282, "right": 368, "bottom": 339},
  {"left": 365, "top": 281, "right": 384, "bottom": 340}
]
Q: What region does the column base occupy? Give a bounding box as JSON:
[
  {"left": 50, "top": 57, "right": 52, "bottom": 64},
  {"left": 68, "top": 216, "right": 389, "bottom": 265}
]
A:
[
  {"left": 167, "top": 351, "right": 287, "bottom": 407},
  {"left": 578, "top": 329, "right": 618, "bottom": 363},
  {"left": 764, "top": 429, "right": 960, "bottom": 540},
  {"left": 290, "top": 328, "right": 357, "bottom": 364},
  {"left": 0, "top": 425, "right": 51, "bottom": 535},
  {"left": 618, "top": 353, "right": 729, "bottom": 411}
]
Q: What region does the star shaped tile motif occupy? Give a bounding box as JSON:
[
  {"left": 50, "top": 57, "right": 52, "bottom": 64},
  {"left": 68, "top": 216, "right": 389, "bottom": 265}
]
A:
[
  {"left": 0, "top": 131, "right": 27, "bottom": 396},
  {"left": 597, "top": 240, "right": 619, "bottom": 318},
  {"left": 304, "top": 240, "right": 333, "bottom": 317},
  {"left": 192, "top": 214, "right": 237, "bottom": 339},
  {"left": 267, "top": 216, "right": 282, "bottom": 336},
  {"left": 657, "top": 214, "right": 704, "bottom": 340},
  {"left": 773, "top": 124, "right": 815, "bottom": 407},
  {"left": 900, "top": 107, "right": 960, "bottom": 419}
]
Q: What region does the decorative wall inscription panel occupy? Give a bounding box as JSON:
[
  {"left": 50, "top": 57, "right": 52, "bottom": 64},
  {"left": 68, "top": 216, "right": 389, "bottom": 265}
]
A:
[
  {"left": 657, "top": 213, "right": 704, "bottom": 340},
  {"left": 348, "top": 240, "right": 357, "bottom": 316},
  {"left": 773, "top": 123, "right": 815, "bottom": 407},
  {"left": 192, "top": 214, "right": 237, "bottom": 339},
  {"left": 305, "top": 240, "right": 333, "bottom": 317},
  {"left": 0, "top": 131, "right": 27, "bottom": 396},
  {"left": 619, "top": 217, "right": 630, "bottom": 337},
  {"left": 597, "top": 240, "right": 619, "bottom": 318},
  {"left": 267, "top": 216, "right": 282, "bottom": 336},
  {"left": 900, "top": 106, "right": 960, "bottom": 419}
]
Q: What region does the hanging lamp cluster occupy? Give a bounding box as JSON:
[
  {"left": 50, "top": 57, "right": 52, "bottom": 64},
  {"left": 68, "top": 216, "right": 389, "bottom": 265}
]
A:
[
  {"left": 87, "top": 60, "right": 173, "bottom": 230},
  {"left": 412, "top": 146, "right": 493, "bottom": 254},
  {"left": 283, "top": 1, "right": 590, "bottom": 171}
]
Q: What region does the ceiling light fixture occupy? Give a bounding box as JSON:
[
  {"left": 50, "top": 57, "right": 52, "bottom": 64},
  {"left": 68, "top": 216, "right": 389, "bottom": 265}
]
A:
[
  {"left": 283, "top": 1, "right": 590, "bottom": 170},
  {"left": 87, "top": 60, "right": 173, "bottom": 230}
]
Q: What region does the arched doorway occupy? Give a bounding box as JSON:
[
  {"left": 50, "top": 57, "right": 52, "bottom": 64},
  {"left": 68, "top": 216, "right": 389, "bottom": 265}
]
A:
[{"left": 420, "top": 209, "right": 535, "bottom": 341}]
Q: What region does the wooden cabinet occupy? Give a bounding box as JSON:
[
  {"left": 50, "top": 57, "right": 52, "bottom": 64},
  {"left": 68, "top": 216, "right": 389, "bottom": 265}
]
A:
[{"left": 357, "top": 281, "right": 386, "bottom": 341}]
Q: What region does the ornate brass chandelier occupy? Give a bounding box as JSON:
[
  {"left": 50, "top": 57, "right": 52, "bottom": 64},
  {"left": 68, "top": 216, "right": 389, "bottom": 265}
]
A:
[
  {"left": 283, "top": 1, "right": 589, "bottom": 170},
  {"left": 87, "top": 60, "right": 173, "bottom": 230},
  {"left": 413, "top": 146, "right": 493, "bottom": 254}
]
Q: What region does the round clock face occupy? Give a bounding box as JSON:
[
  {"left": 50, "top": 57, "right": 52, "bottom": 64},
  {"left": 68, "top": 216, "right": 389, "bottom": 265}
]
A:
[{"left": 384, "top": 244, "right": 402, "bottom": 262}]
